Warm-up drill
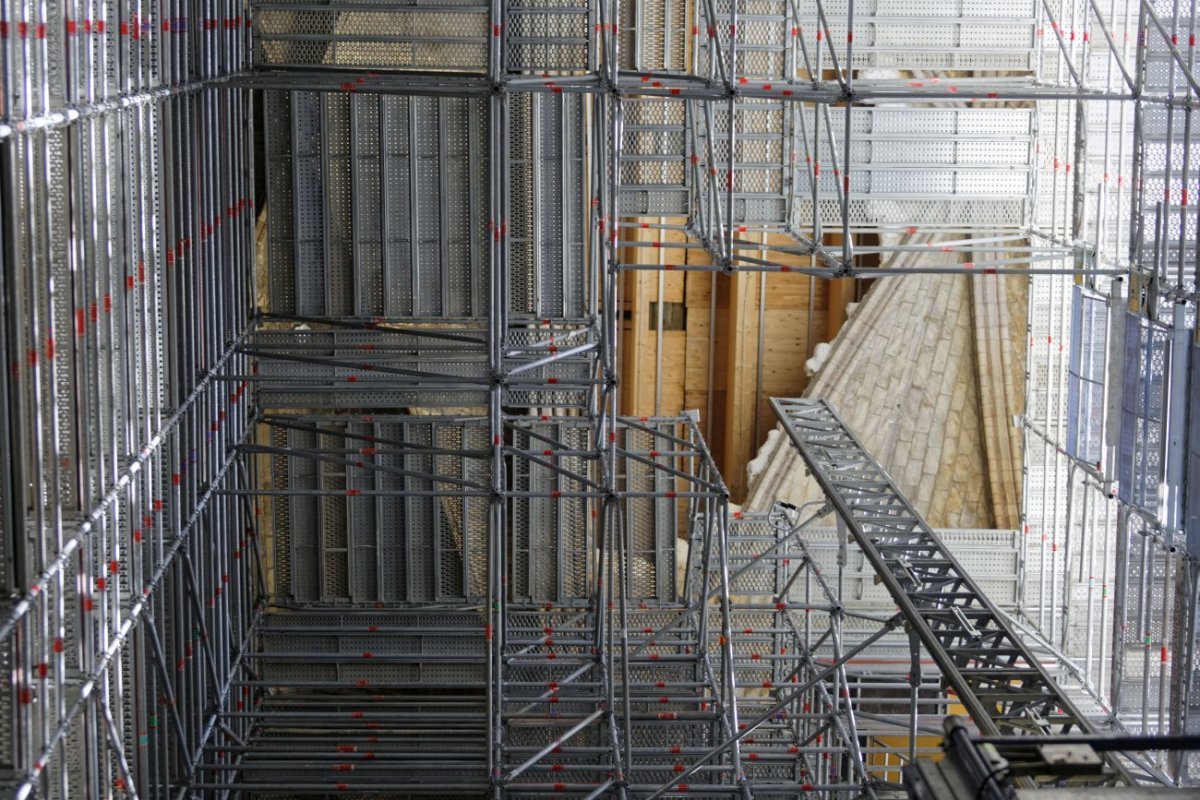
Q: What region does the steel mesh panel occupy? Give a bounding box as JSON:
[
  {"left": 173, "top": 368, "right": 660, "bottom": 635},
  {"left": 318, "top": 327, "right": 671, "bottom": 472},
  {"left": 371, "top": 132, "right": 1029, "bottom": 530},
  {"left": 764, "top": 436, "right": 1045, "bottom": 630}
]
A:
[
  {"left": 689, "top": 0, "right": 1033, "bottom": 78},
  {"left": 1066, "top": 287, "right": 1109, "bottom": 467},
  {"left": 619, "top": 0, "right": 688, "bottom": 73},
  {"left": 255, "top": 3, "right": 489, "bottom": 71},
  {"left": 1118, "top": 312, "right": 1173, "bottom": 512},
  {"left": 507, "top": 93, "right": 587, "bottom": 319},
  {"left": 269, "top": 417, "right": 491, "bottom": 604},
  {"left": 267, "top": 92, "right": 489, "bottom": 320},
  {"left": 793, "top": 197, "right": 1026, "bottom": 231},
  {"left": 250, "top": 328, "right": 492, "bottom": 409},
  {"left": 789, "top": 107, "right": 1033, "bottom": 229},
  {"left": 507, "top": 1, "right": 592, "bottom": 73},
  {"left": 620, "top": 97, "right": 690, "bottom": 216},
  {"left": 510, "top": 423, "right": 592, "bottom": 601},
  {"left": 1114, "top": 517, "right": 1174, "bottom": 725},
  {"left": 434, "top": 424, "right": 467, "bottom": 599},
  {"left": 1189, "top": 344, "right": 1200, "bottom": 560},
  {"left": 1133, "top": 96, "right": 1200, "bottom": 292}
]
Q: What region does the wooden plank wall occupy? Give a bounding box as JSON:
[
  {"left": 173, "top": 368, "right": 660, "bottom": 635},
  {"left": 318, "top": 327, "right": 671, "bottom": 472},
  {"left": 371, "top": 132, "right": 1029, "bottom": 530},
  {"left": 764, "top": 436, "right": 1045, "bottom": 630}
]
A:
[{"left": 620, "top": 224, "right": 838, "bottom": 501}]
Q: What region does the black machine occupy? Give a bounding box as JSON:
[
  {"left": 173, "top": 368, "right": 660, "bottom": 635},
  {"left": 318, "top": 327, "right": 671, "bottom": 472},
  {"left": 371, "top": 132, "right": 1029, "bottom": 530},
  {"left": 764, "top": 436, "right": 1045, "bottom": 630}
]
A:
[{"left": 904, "top": 717, "right": 1200, "bottom": 799}]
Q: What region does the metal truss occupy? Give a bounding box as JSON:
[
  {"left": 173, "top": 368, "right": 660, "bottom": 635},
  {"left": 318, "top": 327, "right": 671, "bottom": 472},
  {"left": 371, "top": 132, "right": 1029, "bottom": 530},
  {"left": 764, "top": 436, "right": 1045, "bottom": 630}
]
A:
[{"left": 769, "top": 398, "right": 1135, "bottom": 786}]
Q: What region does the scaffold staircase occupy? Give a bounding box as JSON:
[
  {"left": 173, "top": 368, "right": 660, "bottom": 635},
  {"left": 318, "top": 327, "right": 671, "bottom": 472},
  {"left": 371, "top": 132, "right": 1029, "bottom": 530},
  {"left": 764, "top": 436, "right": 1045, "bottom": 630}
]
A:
[{"left": 770, "top": 397, "right": 1133, "bottom": 787}]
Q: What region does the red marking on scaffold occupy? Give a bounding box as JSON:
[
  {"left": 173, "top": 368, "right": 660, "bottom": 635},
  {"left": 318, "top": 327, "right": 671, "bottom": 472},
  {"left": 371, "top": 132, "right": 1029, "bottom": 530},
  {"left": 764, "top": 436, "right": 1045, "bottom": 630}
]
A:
[
  {"left": 1162, "top": 646, "right": 1169, "bottom": 662},
  {"left": 95, "top": 20, "right": 105, "bottom": 33},
  {"left": 346, "top": 489, "right": 361, "bottom": 497},
  {"left": 336, "top": 784, "right": 349, "bottom": 792}
]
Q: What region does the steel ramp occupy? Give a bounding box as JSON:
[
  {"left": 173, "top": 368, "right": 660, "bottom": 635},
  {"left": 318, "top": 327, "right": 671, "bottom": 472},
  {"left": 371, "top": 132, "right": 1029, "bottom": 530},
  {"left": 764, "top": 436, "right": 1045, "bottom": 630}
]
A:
[{"left": 769, "top": 398, "right": 1130, "bottom": 786}]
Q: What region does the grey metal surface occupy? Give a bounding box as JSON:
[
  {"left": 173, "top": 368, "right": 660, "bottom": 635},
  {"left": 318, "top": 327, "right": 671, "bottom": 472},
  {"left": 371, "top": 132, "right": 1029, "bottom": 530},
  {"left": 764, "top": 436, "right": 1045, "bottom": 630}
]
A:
[
  {"left": 790, "top": 107, "right": 1034, "bottom": 231},
  {"left": 1117, "top": 311, "right": 1174, "bottom": 512},
  {"left": 1189, "top": 343, "right": 1200, "bottom": 559},
  {"left": 1067, "top": 285, "right": 1110, "bottom": 467}
]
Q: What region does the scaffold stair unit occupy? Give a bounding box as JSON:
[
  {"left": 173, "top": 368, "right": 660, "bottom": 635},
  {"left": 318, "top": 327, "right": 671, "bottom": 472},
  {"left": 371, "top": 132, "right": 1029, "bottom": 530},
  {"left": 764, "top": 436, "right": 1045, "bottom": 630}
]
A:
[{"left": 769, "top": 397, "right": 1138, "bottom": 788}]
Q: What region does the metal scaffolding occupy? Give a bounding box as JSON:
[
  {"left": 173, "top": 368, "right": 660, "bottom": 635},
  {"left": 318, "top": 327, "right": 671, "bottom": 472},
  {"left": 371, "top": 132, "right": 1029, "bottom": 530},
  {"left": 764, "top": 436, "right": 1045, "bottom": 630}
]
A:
[{"left": 0, "top": 0, "right": 1196, "bottom": 797}]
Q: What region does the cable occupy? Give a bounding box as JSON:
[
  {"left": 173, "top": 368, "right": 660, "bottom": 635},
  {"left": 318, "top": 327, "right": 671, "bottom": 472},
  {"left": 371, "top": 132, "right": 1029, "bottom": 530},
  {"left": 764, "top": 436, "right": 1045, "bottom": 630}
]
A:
[{"left": 973, "top": 766, "right": 1011, "bottom": 800}]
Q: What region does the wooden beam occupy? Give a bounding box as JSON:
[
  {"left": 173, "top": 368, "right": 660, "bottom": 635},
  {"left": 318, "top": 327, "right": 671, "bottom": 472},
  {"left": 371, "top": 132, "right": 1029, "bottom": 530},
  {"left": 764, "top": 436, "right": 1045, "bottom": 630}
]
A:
[{"left": 721, "top": 269, "right": 761, "bottom": 501}]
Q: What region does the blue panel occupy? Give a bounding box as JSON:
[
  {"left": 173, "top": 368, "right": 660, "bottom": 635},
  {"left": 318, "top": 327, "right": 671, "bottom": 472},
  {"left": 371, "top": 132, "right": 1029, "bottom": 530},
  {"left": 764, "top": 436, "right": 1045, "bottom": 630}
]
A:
[
  {"left": 1188, "top": 343, "right": 1200, "bottom": 559},
  {"left": 1117, "top": 312, "right": 1172, "bottom": 512},
  {"left": 1066, "top": 286, "right": 1107, "bottom": 467}
]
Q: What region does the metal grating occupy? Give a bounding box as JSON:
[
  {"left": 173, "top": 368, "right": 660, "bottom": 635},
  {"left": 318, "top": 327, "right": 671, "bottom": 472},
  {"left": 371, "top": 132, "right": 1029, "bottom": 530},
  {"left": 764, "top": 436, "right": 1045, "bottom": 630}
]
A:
[
  {"left": 1066, "top": 286, "right": 1110, "bottom": 467},
  {"left": 1188, "top": 343, "right": 1200, "bottom": 560},
  {"left": 790, "top": 107, "right": 1033, "bottom": 231},
  {"left": 1117, "top": 311, "right": 1174, "bottom": 513},
  {"left": 255, "top": 2, "right": 491, "bottom": 72},
  {"left": 266, "top": 91, "right": 491, "bottom": 319}
]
